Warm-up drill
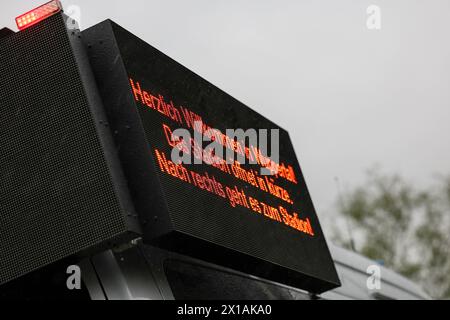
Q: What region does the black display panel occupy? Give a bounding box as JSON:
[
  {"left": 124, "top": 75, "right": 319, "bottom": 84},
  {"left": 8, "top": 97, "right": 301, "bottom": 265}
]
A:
[
  {"left": 83, "top": 20, "right": 340, "bottom": 293},
  {"left": 0, "top": 14, "right": 140, "bottom": 286}
]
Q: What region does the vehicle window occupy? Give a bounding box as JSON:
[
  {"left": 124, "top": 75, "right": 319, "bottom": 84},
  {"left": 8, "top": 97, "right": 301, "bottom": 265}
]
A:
[{"left": 164, "top": 259, "right": 310, "bottom": 300}]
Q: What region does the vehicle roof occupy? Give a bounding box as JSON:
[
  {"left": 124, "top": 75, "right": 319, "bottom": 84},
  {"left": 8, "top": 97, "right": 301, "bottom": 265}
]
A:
[{"left": 325, "top": 244, "right": 431, "bottom": 300}]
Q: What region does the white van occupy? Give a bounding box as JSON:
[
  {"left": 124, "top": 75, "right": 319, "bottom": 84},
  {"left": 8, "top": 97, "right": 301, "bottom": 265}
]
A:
[{"left": 0, "top": 242, "right": 430, "bottom": 300}]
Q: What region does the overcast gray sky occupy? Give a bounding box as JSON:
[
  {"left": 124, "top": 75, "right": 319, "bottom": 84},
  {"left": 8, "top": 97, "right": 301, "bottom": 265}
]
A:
[{"left": 2, "top": 0, "right": 450, "bottom": 229}]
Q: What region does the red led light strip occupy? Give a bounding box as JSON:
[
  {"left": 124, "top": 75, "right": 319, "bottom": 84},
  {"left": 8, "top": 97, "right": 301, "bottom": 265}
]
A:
[{"left": 15, "top": 0, "right": 63, "bottom": 31}]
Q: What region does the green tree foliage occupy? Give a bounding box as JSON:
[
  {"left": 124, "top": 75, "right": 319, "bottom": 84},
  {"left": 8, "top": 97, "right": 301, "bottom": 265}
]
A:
[{"left": 333, "top": 169, "right": 450, "bottom": 299}]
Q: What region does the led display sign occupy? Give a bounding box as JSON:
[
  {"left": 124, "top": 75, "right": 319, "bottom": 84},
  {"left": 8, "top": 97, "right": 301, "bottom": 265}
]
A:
[{"left": 83, "top": 21, "right": 340, "bottom": 293}]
